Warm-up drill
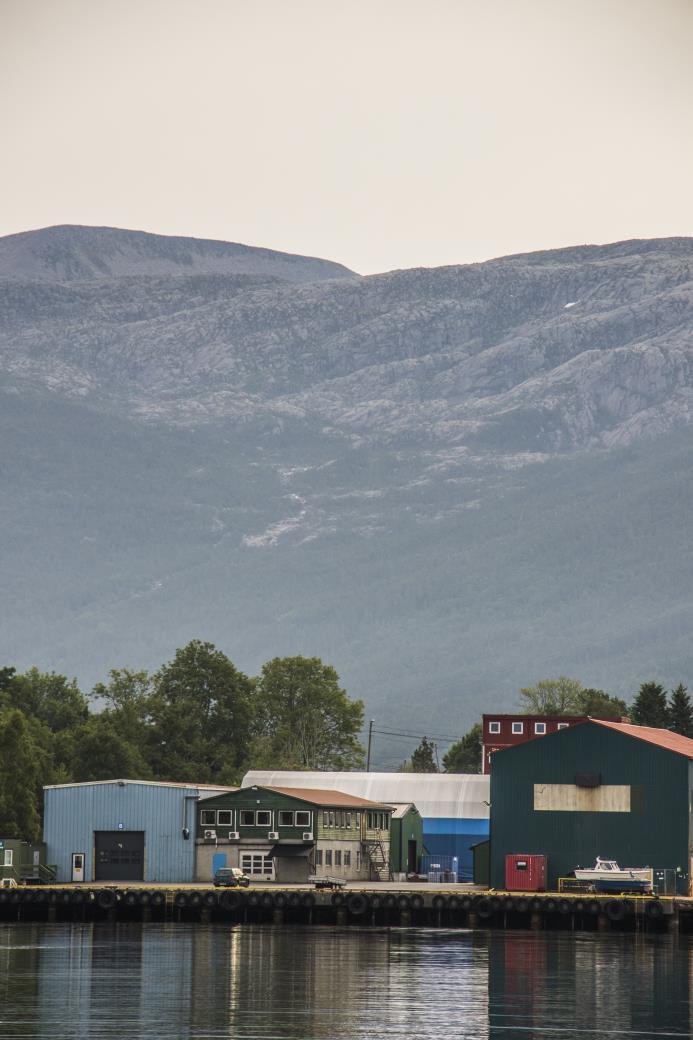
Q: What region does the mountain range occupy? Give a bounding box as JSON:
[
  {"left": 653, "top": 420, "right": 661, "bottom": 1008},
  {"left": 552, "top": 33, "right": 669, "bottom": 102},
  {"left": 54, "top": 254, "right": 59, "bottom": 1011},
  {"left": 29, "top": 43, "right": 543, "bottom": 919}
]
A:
[{"left": 2, "top": 225, "right": 692, "bottom": 766}]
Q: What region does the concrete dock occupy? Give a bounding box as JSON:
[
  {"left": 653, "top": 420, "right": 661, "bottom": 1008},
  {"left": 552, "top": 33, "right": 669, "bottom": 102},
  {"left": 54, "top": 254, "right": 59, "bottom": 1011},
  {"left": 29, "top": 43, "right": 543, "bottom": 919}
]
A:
[{"left": 1, "top": 883, "right": 691, "bottom": 932}]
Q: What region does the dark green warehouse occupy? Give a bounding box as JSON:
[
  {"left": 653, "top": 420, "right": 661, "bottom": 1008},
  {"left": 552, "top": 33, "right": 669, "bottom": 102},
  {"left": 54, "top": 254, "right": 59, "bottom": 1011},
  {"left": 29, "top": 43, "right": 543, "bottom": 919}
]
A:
[{"left": 490, "top": 720, "right": 693, "bottom": 894}]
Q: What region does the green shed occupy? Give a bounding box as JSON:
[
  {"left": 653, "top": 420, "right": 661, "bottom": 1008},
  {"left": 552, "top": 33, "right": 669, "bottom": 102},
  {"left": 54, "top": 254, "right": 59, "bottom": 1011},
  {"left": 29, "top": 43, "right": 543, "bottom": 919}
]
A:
[
  {"left": 388, "top": 803, "right": 424, "bottom": 876},
  {"left": 0, "top": 839, "right": 52, "bottom": 884},
  {"left": 490, "top": 720, "right": 693, "bottom": 894}
]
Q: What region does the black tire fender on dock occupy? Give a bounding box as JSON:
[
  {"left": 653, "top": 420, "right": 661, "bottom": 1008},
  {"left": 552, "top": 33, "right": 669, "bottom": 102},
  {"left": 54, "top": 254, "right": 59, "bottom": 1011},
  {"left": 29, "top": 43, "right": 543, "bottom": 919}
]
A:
[
  {"left": 384, "top": 894, "right": 398, "bottom": 910},
  {"left": 397, "top": 894, "right": 411, "bottom": 911},
  {"left": 150, "top": 892, "right": 165, "bottom": 908},
  {"left": 137, "top": 890, "right": 151, "bottom": 906},
  {"left": 432, "top": 894, "right": 448, "bottom": 911},
  {"left": 347, "top": 893, "right": 369, "bottom": 916},
  {"left": 645, "top": 899, "right": 664, "bottom": 918},
  {"left": 287, "top": 892, "right": 302, "bottom": 908},
  {"left": 300, "top": 892, "right": 315, "bottom": 908},
  {"left": 72, "top": 890, "right": 85, "bottom": 905},
  {"left": 503, "top": 897, "right": 515, "bottom": 912},
  {"left": 605, "top": 899, "right": 624, "bottom": 922},
  {"left": 173, "top": 891, "right": 189, "bottom": 909},
  {"left": 273, "top": 892, "right": 288, "bottom": 909},
  {"left": 32, "top": 889, "right": 47, "bottom": 903},
  {"left": 410, "top": 894, "right": 425, "bottom": 910},
  {"left": 202, "top": 891, "right": 217, "bottom": 908},
  {"left": 260, "top": 892, "right": 274, "bottom": 909},
  {"left": 369, "top": 894, "right": 383, "bottom": 910},
  {"left": 587, "top": 899, "right": 600, "bottom": 914},
  {"left": 558, "top": 899, "right": 571, "bottom": 915},
  {"left": 475, "top": 897, "right": 494, "bottom": 919},
  {"left": 188, "top": 892, "right": 203, "bottom": 909},
  {"left": 455, "top": 896, "right": 468, "bottom": 911},
  {"left": 330, "top": 891, "right": 346, "bottom": 907},
  {"left": 220, "top": 890, "right": 243, "bottom": 912},
  {"left": 247, "top": 891, "right": 261, "bottom": 908},
  {"left": 97, "top": 889, "right": 117, "bottom": 910},
  {"left": 544, "top": 898, "right": 557, "bottom": 914},
  {"left": 123, "top": 890, "right": 139, "bottom": 907},
  {"left": 515, "top": 897, "right": 529, "bottom": 914}
]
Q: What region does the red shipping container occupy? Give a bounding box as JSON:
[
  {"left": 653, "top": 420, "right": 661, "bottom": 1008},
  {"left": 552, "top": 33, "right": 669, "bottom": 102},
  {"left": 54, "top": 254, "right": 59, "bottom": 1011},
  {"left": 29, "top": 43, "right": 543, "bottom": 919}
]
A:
[{"left": 505, "top": 853, "right": 547, "bottom": 891}]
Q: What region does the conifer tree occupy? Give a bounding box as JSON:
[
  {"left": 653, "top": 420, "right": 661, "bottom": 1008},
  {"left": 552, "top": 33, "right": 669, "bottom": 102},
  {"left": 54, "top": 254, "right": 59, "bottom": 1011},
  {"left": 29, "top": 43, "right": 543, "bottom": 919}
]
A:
[
  {"left": 409, "top": 736, "right": 438, "bottom": 772},
  {"left": 669, "top": 683, "right": 693, "bottom": 738},
  {"left": 630, "top": 681, "right": 670, "bottom": 728}
]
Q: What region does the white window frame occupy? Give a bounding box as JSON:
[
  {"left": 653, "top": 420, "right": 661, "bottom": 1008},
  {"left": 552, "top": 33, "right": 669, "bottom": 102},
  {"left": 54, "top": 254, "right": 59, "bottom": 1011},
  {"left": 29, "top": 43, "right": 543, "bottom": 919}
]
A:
[
  {"left": 200, "top": 810, "right": 216, "bottom": 827},
  {"left": 534, "top": 722, "right": 546, "bottom": 735},
  {"left": 295, "top": 810, "right": 311, "bottom": 828},
  {"left": 256, "top": 810, "right": 272, "bottom": 828},
  {"left": 488, "top": 721, "right": 501, "bottom": 734},
  {"left": 557, "top": 722, "right": 569, "bottom": 730},
  {"left": 217, "top": 810, "right": 232, "bottom": 826},
  {"left": 240, "top": 851, "right": 274, "bottom": 877},
  {"left": 4, "top": 849, "right": 13, "bottom": 867},
  {"left": 239, "top": 810, "right": 255, "bottom": 827},
  {"left": 278, "top": 811, "right": 294, "bottom": 827},
  {"left": 512, "top": 722, "right": 524, "bottom": 735}
]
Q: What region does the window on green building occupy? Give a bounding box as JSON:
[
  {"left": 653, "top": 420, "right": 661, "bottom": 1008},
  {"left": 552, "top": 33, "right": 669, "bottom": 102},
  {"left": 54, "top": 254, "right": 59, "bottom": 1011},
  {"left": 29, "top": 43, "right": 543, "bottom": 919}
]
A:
[
  {"left": 217, "top": 810, "right": 232, "bottom": 826},
  {"left": 279, "top": 811, "right": 294, "bottom": 827},
  {"left": 240, "top": 810, "right": 255, "bottom": 826},
  {"left": 295, "top": 811, "right": 310, "bottom": 828},
  {"left": 257, "top": 811, "right": 271, "bottom": 827},
  {"left": 200, "top": 810, "right": 216, "bottom": 826}
]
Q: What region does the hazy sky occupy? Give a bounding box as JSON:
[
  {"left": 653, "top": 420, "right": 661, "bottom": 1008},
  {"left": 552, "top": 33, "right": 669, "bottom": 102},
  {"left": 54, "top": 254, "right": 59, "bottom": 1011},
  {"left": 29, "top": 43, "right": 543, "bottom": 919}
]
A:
[{"left": 2, "top": 0, "right": 693, "bottom": 274}]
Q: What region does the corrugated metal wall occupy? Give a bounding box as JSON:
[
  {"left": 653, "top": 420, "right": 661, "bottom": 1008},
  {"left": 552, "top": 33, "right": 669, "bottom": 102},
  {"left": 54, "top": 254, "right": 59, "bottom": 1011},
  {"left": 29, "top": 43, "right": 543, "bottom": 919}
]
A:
[
  {"left": 490, "top": 723, "right": 690, "bottom": 892},
  {"left": 43, "top": 782, "right": 202, "bottom": 883}
]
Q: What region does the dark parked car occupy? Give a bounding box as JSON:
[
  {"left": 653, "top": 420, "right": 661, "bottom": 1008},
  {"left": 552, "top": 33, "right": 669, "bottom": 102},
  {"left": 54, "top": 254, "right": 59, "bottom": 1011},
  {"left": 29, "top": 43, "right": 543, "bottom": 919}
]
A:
[{"left": 213, "top": 867, "right": 250, "bottom": 888}]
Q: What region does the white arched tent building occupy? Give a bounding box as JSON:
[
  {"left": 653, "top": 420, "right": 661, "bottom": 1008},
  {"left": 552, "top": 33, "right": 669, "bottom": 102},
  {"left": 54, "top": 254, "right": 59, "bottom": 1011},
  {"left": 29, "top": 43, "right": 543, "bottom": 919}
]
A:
[{"left": 243, "top": 771, "right": 490, "bottom": 880}]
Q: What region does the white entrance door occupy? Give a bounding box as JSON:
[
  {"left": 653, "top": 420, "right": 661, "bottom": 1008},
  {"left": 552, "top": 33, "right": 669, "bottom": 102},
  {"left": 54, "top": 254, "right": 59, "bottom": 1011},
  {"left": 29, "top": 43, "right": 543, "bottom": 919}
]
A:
[{"left": 71, "top": 852, "right": 86, "bottom": 882}]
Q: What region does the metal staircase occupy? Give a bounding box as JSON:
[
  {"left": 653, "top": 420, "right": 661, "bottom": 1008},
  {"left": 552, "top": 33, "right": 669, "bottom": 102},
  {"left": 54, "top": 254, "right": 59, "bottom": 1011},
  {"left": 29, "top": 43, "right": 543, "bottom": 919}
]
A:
[{"left": 364, "top": 841, "right": 391, "bottom": 881}]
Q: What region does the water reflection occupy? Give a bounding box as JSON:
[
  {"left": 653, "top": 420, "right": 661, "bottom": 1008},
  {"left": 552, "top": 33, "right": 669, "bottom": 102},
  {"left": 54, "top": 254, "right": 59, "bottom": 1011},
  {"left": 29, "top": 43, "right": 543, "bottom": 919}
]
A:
[{"left": 0, "top": 923, "right": 691, "bottom": 1039}]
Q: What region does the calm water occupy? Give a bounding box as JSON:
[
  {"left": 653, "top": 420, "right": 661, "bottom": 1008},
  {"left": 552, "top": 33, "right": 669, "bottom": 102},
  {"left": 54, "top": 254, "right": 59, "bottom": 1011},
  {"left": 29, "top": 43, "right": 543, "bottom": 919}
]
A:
[{"left": 1, "top": 923, "right": 692, "bottom": 1039}]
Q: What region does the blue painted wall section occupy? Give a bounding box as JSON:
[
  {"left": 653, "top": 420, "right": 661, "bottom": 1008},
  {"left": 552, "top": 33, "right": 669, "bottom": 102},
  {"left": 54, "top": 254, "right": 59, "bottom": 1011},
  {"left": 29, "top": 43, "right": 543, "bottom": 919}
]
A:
[{"left": 423, "top": 817, "right": 490, "bottom": 879}]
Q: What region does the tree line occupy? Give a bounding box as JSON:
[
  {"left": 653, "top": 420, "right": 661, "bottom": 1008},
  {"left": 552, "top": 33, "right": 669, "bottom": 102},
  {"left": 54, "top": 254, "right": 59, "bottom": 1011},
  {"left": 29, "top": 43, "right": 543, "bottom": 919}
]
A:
[
  {"left": 405, "top": 676, "right": 693, "bottom": 774},
  {"left": 0, "top": 642, "right": 365, "bottom": 841}
]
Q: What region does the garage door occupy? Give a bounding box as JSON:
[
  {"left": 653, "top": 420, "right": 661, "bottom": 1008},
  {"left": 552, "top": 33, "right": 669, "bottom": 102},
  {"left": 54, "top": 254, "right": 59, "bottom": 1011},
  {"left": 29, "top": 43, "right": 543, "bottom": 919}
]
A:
[{"left": 95, "top": 831, "right": 145, "bottom": 881}]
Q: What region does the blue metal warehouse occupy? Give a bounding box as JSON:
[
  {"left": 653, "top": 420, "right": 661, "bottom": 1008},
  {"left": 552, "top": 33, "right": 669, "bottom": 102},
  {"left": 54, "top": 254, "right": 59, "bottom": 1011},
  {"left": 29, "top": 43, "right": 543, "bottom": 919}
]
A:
[
  {"left": 43, "top": 779, "right": 230, "bottom": 883},
  {"left": 243, "top": 770, "right": 490, "bottom": 879}
]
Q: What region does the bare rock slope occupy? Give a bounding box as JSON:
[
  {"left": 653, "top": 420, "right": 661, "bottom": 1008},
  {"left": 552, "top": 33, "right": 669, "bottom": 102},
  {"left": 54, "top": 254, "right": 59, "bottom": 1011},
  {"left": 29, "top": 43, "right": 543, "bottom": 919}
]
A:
[{"left": 2, "top": 227, "right": 692, "bottom": 746}]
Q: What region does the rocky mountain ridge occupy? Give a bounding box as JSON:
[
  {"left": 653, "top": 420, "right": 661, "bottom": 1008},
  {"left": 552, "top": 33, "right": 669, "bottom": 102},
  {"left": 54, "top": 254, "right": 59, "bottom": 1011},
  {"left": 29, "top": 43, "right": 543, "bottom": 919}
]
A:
[{"left": 1, "top": 226, "right": 692, "bottom": 748}]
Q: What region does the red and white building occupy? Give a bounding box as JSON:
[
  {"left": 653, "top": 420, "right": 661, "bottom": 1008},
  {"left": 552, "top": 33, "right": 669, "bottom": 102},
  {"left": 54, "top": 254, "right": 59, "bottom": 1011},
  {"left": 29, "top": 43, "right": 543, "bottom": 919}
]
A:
[{"left": 481, "top": 714, "right": 625, "bottom": 773}]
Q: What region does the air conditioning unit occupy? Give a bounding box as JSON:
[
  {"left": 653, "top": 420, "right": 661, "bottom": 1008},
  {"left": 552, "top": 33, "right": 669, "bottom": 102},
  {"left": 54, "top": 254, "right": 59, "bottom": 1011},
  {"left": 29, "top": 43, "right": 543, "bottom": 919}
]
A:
[
  {"left": 228, "top": 831, "right": 240, "bottom": 840},
  {"left": 302, "top": 832, "right": 314, "bottom": 841},
  {"left": 268, "top": 831, "right": 279, "bottom": 840},
  {"left": 203, "top": 829, "right": 217, "bottom": 840}
]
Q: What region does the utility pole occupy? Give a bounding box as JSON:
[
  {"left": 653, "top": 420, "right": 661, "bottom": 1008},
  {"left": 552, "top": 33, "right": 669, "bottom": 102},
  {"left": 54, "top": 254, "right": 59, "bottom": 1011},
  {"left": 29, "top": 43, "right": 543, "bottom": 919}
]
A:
[{"left": 366, "top": 719, "right": 375, "bottom": 772}]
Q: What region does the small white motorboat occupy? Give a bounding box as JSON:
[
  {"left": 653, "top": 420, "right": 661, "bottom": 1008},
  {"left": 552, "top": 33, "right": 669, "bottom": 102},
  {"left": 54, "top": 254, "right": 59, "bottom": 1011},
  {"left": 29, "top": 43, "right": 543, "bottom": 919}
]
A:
[{"left": 574, "top": 857, "right": 652, "bottom": 892}]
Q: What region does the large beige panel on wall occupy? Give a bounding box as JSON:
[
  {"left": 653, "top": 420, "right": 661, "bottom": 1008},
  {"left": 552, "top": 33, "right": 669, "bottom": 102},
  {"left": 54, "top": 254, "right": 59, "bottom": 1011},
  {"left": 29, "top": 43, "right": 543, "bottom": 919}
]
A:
[{"left": 533, "top": 784, "right": 631, "bottom": 812}]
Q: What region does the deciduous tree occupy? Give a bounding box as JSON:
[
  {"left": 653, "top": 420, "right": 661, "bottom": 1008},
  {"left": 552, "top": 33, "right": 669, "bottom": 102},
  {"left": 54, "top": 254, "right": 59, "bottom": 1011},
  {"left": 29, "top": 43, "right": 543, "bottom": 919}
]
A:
[
  {"left": 148, "top": 640, "right": 254, "bottom": 782},
  {"left": 252, "top": 656, "right": 364, "bottom": 771}
]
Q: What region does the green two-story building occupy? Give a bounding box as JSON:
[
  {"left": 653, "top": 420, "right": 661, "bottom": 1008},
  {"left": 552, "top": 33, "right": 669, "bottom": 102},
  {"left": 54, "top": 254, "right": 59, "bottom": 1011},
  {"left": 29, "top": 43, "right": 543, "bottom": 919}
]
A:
[{"left": 195, "top": 785, "right": 394, "bottom": 883}]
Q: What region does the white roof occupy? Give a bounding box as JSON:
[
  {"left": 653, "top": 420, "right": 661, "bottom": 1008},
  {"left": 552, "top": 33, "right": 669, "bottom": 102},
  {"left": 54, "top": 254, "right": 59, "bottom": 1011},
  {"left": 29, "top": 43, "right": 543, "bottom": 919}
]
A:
[
  {"left": 44, "top": 778, "right": 234, "bottom": 795},
  {"left": 242, "top": 770, "right": 490, "bottom": 820}
]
